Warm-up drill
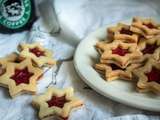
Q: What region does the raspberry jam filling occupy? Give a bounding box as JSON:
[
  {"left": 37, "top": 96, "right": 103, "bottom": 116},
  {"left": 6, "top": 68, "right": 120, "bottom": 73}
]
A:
[
  {"left": 10, "top": 67, "right": 33, "bottom": 85},
  {"left": 110, "top": 64, "right": 124, "bottom": 70},
  {"left": 61, "top": 117, "right": 68, "bottom": 120},
  {"left": 13, "top": 58, "right": 23, "bottom": 63},
  {"left": 138, "top": 35, "right": 144, "bottom": 40},
  {"left": 29, "top": 47, "right": 45, "bottom": 57},
  {"left": 142, "top": 44, "right": 158, "bottom": 54},
  {"left": 143, "top": 23, "right": 156, "bottom": 29},
  {"left": 146, "top": 67, "right": 160, "bottom": 84},
  {"left": 120, "top": 28, "right": 133, "bottom": 35},
  {"left": 112, "top": 46, "right": 129, "bottom": 56},
  {"left": 47, "top": 96, "right": 67, "bottom": 108}
]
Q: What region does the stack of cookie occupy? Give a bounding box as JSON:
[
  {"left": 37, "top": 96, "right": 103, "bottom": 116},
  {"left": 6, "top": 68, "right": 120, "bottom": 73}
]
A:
[
  {"left": 94, "top": 17, "right": 160, "bottom": 94},
  {"left": 0, "top": 42, "right": 56, "bottom": 98}
]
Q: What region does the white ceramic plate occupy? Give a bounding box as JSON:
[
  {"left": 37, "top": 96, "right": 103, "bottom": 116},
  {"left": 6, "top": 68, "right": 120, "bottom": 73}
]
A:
[{"left": 74, "top": 20, "right": 160, "bottom": 112}]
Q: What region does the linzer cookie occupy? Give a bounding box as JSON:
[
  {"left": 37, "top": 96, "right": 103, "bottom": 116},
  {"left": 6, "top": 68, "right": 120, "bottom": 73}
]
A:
[
  {"left": 107, "top": 23, "right": 138, "bottom": 43},
  {"left": 95, "top": 63, "right": 141, "bottom": 81},
  {"left": 32, "top": 87, "right": 83, "bottom": 120},
  {"left": 133, "top": 58, "right": 160, "bottom": 94},
  {"left": 99, "top": 41, "right": 142, "bottom": 68},
  {"left": 0, "top": 58, "right": 42, "bottom": 98},
  {"left": 138, "top": 37, "right": 160, "bottom": 60},
  {"left": 18, "top": 43, "right": 56, "bottom": 67},
  {"left": 130, "top": 17, "right": 160, "bottom": 39}
]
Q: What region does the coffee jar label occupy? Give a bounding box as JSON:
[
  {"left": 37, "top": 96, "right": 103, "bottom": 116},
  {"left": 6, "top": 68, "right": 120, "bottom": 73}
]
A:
[{"left": 0, "top": 0, "right": 31, "bottom": 29}]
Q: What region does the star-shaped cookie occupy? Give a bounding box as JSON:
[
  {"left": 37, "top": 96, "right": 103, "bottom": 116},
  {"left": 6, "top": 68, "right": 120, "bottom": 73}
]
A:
[
  {"left": 18, "top": 43, "right": 56, "bottom": 67},
  {"left": 0, "top": 58, "right": 43, "bottom": 98},
  {"left": 95, "top": 63, "right": 141, "bottom": 81},
  {"left": 130, "top": 17, "right": 160, "bottom": 39},
  {"left": 138, "top": 36, "right": 160, "bottom": 60},
  {"left": 96, "top": 41, "right": 142, "bottom": 68},
  {"left": 133, "top": 58, "right": 160, "bottom": 94},
  {"left": 32, "top": 87, "right": 83, "bottom": 120},
  {"left": 107, "top": 23, "right": 138, "bottom": 43}
]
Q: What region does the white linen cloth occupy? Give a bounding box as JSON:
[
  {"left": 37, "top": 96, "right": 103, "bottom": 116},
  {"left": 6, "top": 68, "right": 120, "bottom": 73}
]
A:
[{"left": 0, "top": 0, "right": 160, "bottom": 120}]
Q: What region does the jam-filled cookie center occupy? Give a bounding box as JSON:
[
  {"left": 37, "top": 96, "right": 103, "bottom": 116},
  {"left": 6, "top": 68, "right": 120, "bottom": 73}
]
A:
[
  {"left": 10, "top": 67, "right": 33, "bottom": 85},
  {"left": 110, "top": 64, "right": 125, "bottom": 70},
  {"left": 142, "top": 43, "right": 158, "bottom": 54},
  {"left": 120, "top": 28, "right": 133, "bottom": 35},
  {"left": 29, "top": 47, "right": 45, "bottom": 57},
  {"left": 47, "top": 96, "right": 68, "bottom": 108},
  {"left": 112, "top": 46, "right": 129, "bottom": 56},
  {"left": 143, "top": 23, "right": 157, "bottom": 29},
  {"left": 145, "top": 67, "right": 160, "bottom": 84}
]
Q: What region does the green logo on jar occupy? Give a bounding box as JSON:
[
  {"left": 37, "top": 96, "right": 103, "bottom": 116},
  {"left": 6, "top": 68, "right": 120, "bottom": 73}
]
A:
[{"left": 0, "top": 0, "right": 31, "bottom": 29}]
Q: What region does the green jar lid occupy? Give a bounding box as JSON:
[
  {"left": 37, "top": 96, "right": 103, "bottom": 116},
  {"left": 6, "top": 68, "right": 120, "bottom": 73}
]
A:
[{"left": 0, "top": 0, "right": 31, "bottom": 29}]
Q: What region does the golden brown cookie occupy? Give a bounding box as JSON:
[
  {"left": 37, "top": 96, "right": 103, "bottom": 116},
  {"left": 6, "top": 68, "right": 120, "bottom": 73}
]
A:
[
  {"left": 95, "top": 41, "right": 108, "bottom": 55},
  {"left": 95, "top": 63, "right": 141, "bottom": 81},
  {"left": 18, "top": 43, "right": 56, "bottom": 67},
  {"left": 0, "top": 58, "right": 43, "bottom": 98},
  {"left": 107, "top": 23, "right": 138, "bottom": 43},
  {"left": 130, "top": 17, "right": 160, "bottom": 39},
  {"left": 32, "top": 87, "right": 83, "bottom": 120},
  {"left": 97, "top": 41, "right": 142, "bottom": 68},
  {"left": 138, "top": 36, "right": 160, "bottom": 60},
  {"left": 133, "top": 58, "right": 160, "bottom": 94}
]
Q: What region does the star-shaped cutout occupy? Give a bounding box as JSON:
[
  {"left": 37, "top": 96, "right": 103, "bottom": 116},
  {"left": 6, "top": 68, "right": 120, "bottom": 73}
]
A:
[
  {"left": 96, "top": 41, "right": 142, "bottom": 68},
  {"left": 0, "top": 58, "right": 43, "bottom": 98},
  {"left": 107, "top": 23, "right": 138, "bottom": 43},
  {"left": 130, "top": 17, "right": 160, "bottom": 39},
  {"left": 138, "top": 36, "right": 160, "bottom": 60},
  {"left": 10, "top": 67, "right": 34, "bottom": 85},
  {"left": 95, "top": 63, "right": 141, "bottom": 81},
  {"left": 133, "top": 58, "right": 160, "bottom": 94},
  {"left": 18, "top": 43, "right": 56, "bottom": 67},
  {"left": 32, "top": 87, "right": 83, "bottom": 120}
]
